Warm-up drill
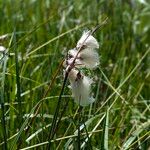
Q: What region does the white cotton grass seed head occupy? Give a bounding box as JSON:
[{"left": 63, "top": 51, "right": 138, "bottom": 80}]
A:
[
  {"left": 68, "top": 69, "right": 79, "bottom": 83},
  {"left": 67, "top": 47, "right": 100, "bottom": 69},
  {"left": 77, "top": 31, "right": 99, "bottom": 49},
  {"left": 68, "top": 69, "right": 95, "bottom": 106},
  {"left": 0, "top": 46, "right": 6, "bottom": 53},
  {"left": 66, "top": 49, "right": 77, "bottom": 65},
  {"left": 67, "top": 49, "right": 82, "bottom": 66},
  {"left": 78, "top": 48, "right": 100, "bottom": 69},
  {"left": 68, "top": 48, "right": 77, "bottom": 58}
]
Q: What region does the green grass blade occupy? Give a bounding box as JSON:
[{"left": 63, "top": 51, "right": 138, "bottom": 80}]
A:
[
  {"left": 104, "top": 109, "right": 109, "bottom": 150},
  {"left": 122, "top": 120, "right": 150, "bottom": 150}
]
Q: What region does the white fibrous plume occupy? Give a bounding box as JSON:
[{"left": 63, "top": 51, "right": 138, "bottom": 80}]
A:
[
  {"left": 64, "top": 30, "right": 100, "bottom": 106},
  {"left": 68, "top": 69, "right": 95, "bottom": 106},
  {"left": 77, "top": 31, "right": 99, "bottom": 49},
  {"left": 68, "top": 48, "right": 99, "bottom": 68},
  {"left": 66, "top": 49, "right": 78, "bottom": 65},
  {"left": 78, "top": 48, "right": 100, "bottom": 68},
  {"left": 66, "top": 31, "right": 100, "bottom": 69},
  {"left": 0, "top": 46, "right": 6, "bottom": 53},
  {"left": 67, "top": 49, "right": 82, "bottom": 66}
]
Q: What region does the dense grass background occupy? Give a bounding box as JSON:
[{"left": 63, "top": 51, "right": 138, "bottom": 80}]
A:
[{"left": 0, "top": 0, "right": 150, "bottom": 149}]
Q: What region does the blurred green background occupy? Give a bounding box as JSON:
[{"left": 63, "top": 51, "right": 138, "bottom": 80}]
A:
[{"left": 0, "top": 0, "right": 150, "bottom": 149}]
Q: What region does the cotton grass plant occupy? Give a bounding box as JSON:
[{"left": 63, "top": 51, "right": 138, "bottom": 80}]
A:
[
  {"left": 46, "top": 21, "right": 108, "bottom": 149},
  {"left": 65, "top": 31, "right": 100, "bottom": 106}
]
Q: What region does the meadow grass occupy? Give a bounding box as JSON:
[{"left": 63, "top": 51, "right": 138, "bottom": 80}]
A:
[{"left": 0, "top": 0, "right": 150, "bottom": 149}]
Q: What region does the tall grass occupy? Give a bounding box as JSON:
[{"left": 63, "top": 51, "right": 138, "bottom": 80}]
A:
[{"left": 0, "top": 0, "right": 150, "bottom": 149}]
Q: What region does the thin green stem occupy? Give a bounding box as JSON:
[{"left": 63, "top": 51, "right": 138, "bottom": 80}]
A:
[{"left": 46, "top": 71, "right": 69, "bottom": 149}]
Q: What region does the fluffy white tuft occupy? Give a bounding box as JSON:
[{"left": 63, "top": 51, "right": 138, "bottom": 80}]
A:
[
  {"left": 68, "top": 69, "right": 95, "bottom": 106},
  {"left": 64, "top": 31, "right": 100, "bottom": 106},
  {"left": 67, "top": 48, "right": 99, "bottom": 69},
  {"left": 77, "top": 31, "right": 99, "bottom": 49},
  {"left": 68, "top": 69, "right": 79, "bottom": 83},
  {"left": 68, "top": 49, "right": 77, "bottom": 58},
  {"left": 78, "top": 48, "right": 100, "bottom": 68},
  {"left": 67, "top": 49, "right": 82, "bottom": 66},
  {"left": 0, "top": 46, "right": 6, "bottom": 52}
]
